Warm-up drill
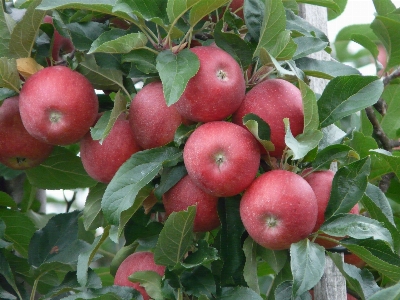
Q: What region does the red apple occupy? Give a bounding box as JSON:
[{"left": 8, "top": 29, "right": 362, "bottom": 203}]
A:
[
  {"left": 80, "top": 113, "right": 142, "bottom": 183},
  {"left": 344, "top": 252, "right": 366, "bottom": 269},
  {"left": 229, "top": 0, "right": 244, "bottom": 19},
  {"left": 240, "top": 170, "right": 318, "bottom": 250},
  {"left": 129, "top": 81, "right": 183, "bottom": 149},
  {"left": 232, "top": 78, "right": 304, "bottom": 158},
  {"left": 114, "top": 251, "right": 165, "bottom": 300},
  {"left": 19, "top": 66, "right": 99, "bottom": 145},
  {"left": 183, "top": 121, "right": 260, "bottom": 197},
  {"left": 0, "top": 96, "right": 53, "bottom": 170},
  {"left": 163, "top": 175, "right": 220, "bottom": 232},
  {"left": 302, "top": 168, "right": 360, "bottom": 249},
  {"left": 43, "top": 16, "right": 74, "bottom": 63},
  {"left": 175, "top": 46, "right": 246, "bottom": 122}
]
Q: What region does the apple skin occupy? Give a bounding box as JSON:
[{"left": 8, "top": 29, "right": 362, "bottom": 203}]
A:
[
  {"left": 0, "top": 96, "right": 54, "bottom": 170},
  {"left": 114, "top": 251, "right": 165, "bottom": 300},
  {"left": 344, "top": 252, "right": 366, "bottom": 269},
  {"left": 80, "top": 113, "right": 142, "bottom": 183},
  {"left": 43, "top": 16, "right": 74, "bottom": 62},
  {"left": 19, "top": 66, "right": 99, "bottom": 146},
  {"left": 183, "top": 121, "right": 260, "bottom": 197},
  {"left": 232, "top": 78, "right": 304, "bottom": 158},
  {"left": 302, "top": 168, "right": 360, "bottom": 249},
  {"left": 229, "top": 0, "right": 244, "bottom": 19},
  {"left": 175, "top": 46, "right": 246, "bottom": 122},
  {"left": 129, "top": 81, "right": 183, "bottom": 149},
  {"left": 163, "top": 175, "right": 220, "bottom": 232},
  {"left": 240, "top": 170, "right": 318, "bottom": 250}
]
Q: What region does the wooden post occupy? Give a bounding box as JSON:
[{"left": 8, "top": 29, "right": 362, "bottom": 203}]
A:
[{"left": 298, "top": 4, "right": 347, "bottom": 300}]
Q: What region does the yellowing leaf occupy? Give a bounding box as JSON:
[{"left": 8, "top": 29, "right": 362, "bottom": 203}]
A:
[{"left": 16, "top": 58, "right": 44, "bottom": 80}]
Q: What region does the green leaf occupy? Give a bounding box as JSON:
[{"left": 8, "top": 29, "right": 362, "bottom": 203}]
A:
[
  {"left": 83, "top": 183, "right": 106, "bottom": 231},
  {"left": 156, "top": 49, "right": 200, "bottom": 106},
  {"left": 368, "top": 281, "right": 400, "bottom": 300},
  {"left": 299, "top": 79, "right": 319, "bottom": 133},
  {"left": 361, "top": 184, "right": 400, "bottom": 253},
  {"left": 188, "top": 0, "right": 230, "bottom": 26},
  {"left": 269, "top": 30, "right": 297, "bottom": 61},
  {"left": 295, "top": 0, "right": 340, "bottom": 12},
  {"left": 0, "top": 4, "right": 15, "bottom": 57},
  {"left": 0, "top": 192, "right": 17, "bottom": 209},
  {"left": 370, "top": 149, "right": 400, "bottom": 182},
  {"left": 181, "top": 266, "right": 216, "bottom": 298},
  {"left": 154, "top": 165, "right": 187, "bottom": 200},
  {"left": 325, "top": 157, "right": 370, "bottom": 219},
  {"left": 166, "top": 0, "right": 202, "bottom": 23},
  {"left": 37, "top": 0, "right": 136, "bottom": 22},
  {"left": 154, "top": 206, "right": 195, "bottom": 266},
  {"left": 295, "top": 57, "right": 360, "bottom": 80},
  {"left": 129, "top": 270, "right": 163, "bottom": 300},
  {"left": 275, "top": 281, "right": 312, "bottom": 300},
  {"left": 328, "top": 252, "right": 380, "bottom": 299},
  {"left": 217, "top": 287, "right": 263, "bottom": 300},
  {"left": 9, "top": 0, "right": 46, "bottom": 58},
  {"left": 60, "top": 286, "right": 142, "bottom": 300},
  {"left": 244, "top": 0, "right": 265, "bottom": 41},
  {"left": 285, "top": 9, "right": 328, "bottom": 42},
  {"left": 341, "top": 238, "right": 400, "bottom": 282},
  {"left": 292, "top": 37, "right": 328, "bottom": 60},
  {"left": 77, "top": 226, "right": 110, "bottom": 287},
  {"left": 214, "top": 21, "right": 254, "bottom": 69},
  {"left": 122, "top": 49, "right": 158, "bottom": 74},
  {"left": 243, "top": 237, "right": 260, "bottom": 294},
  {"left": 243, "top": 113, "right": 274, "bottom": 152},
  {"left": 318, "top": 76, "right": 384, "bottom": 128},
  {"left": 217, "top": 197, "right": 246, "bottom": 286},
  {"left": 181, "top": 239, "right": 219, "bottom": 268},
  {"left": 373, "top": 0, "right": 397, "bottom": 16},
  {"left": 102, "top": 146, "right": 182, "bottom": 226},
  {"left": 290, "top": 239, "right": 325, "bottom": 298},
  {"left": 257, "top": 246, "right": 288, "bottom": 274},
  {"left": 0, "top": 58, "right": 20, "bottom": 93},
  {"left": 320, "top": 214, "right": 393, "bottom": 246},
  {"left": 327, "top": 0, "right": 347, "bottom": 20},
  {"left": 77, "top": 54, "right": 126, "bottom": 94},
  {"left": 284, "top": 118, "right": 323, "bottom": 160},
  {"left": 380, "top": 84, "right": 400, "bottom": 139},
  {"left": 351, "top": 33, "right": 379, "bottom": 59},
  {"left": 0, "top": 251, "right": 22, "bottom": 299},
  {"left": 311, "top": 144, "right": 359, "bottom": 171},
  {"left": 89, "top": 30, "right": 147, "bottom": 54},
  {"left": 66, "top": 22, "right": 107, "bottom": 52},
  {"left": 113, "top": 0, "right": 168, "bottom": 24},
  {"left": 347, "top": 131, "right": 378, "bottom": 159},
  {"left": 254, "top": 0, "right": 286, "bottom": 57},
  {"left": 25, "top": 147, "right": 97, "bottom": 190},
  {"left": 0, "top": 208, "right": 36, "bottom": 258},
  {"left": 371, "top": 14, "right": 400, "bottom": 70}
]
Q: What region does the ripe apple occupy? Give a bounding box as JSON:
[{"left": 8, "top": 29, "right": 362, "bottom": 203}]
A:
[
  {"left": 114, "top": 251, "right": 165, "bottom": 300},
  {"left": 344, "top": 252, "right": 366, "bottom": 269},
  {"left": 232, "top": 78, "right": 304, "bottom": 158},
  {"left": 0, "top": 96, "right": 53, "bottom": 170},
  {"left": 229, "top": 0, "right": 244, "bottom": 19},
  {"left": 240, "top": 170, "right": 318, "bottom": 250},
  {"left": 129, "top": 81, "right": 183, "bottom": 149},
  {"left": 302, "top": 168, "right": 360, "bottom": 249},
  {"left": 80, "top": 113, "right": 142, "bottom": 183},
  {"left": 183, "top": 121, "right": 260, "bottom": 197},
  {"left": 175, "top": 46, "right": 246, "bottom": 122},
  {"left": 162, "top": 175, "right": 220, "bottom": 232},
  {"left": 19, "top": 66, "right": 99, "bottom": 146},
  {"left": 43, "top": 16, "right": 74, "bottom": 63}
]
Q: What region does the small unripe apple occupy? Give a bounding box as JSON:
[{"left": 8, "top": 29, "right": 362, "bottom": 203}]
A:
[
  {"left": 19, "top": 66, "right": 99, "bottom": 145},
  {"left": 240, "top": 170, "right": 318, "bottom": 250},
  {"left": 0, "top": 96, "right": 53, "bottom": 170},
  {"left": 163, "top": 175, "right": 220, "bottom": 232},
  {"left": 175, "top": 46, "right": 246, "bottom": 122},
  {"left": 233, "top": 78, "right": 304, "bottom": 158},
  {"left": 183, "top": 121, "right": 260, "bottom": 197},
  {"left": 114, "top": 251, "right": 165, "bottom": 300},
  {"left": 80, "top": 113, "right": 142, "bottom": 183},
  {"left": 129, "top": 81, "right": 183, "bottom": 149}
]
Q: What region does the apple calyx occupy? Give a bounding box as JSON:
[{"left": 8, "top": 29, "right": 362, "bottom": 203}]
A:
[
  {"left": 214, "top": 152, "right": 225, "bottom": 169},
  {"left": 49, "top": 110, "right": 63, "bottom": 123},
  {"left": 216, "top": 69, "right": 228, "bottom": 81},
  {"left": 265, "top": 215, "right": 279, "bottom": 228}
]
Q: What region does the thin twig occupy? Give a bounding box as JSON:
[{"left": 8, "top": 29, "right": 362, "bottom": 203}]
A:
[{"left": 365, "top": 107, "right": 392, "bottom": 151}]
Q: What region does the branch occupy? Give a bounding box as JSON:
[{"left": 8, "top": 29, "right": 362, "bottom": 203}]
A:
[
  {"left": 383, "top": 67, "right": 400, "bottom": 86},
  {"left": 365, "top": 107, "right": 392, "bottom": 151}
]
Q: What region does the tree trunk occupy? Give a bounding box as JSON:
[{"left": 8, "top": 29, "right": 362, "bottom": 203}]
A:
[{"left": 298, "top": 4, "right": 347, "bottom": 300}]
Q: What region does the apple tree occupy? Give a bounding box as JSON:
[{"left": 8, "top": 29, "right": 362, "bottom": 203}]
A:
[{"left": 1, "top": 0, "right": 400, "bottom": 299}]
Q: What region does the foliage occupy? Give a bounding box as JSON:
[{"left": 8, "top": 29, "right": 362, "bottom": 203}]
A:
[{"left": 1, "top": 0, "right": 400, "bottom": 299}]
